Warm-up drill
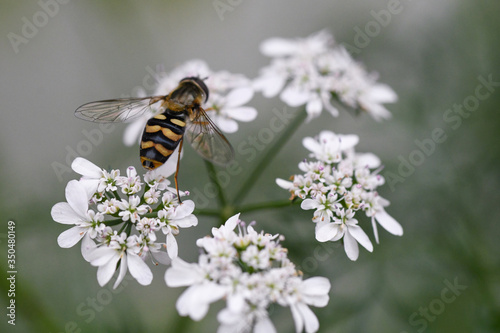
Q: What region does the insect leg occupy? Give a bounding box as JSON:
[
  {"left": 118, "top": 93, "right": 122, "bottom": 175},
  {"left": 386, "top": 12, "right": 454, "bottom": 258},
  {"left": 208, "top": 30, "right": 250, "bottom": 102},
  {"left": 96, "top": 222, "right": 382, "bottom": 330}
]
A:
[{"left": 175, "top": 138, "right": 184, "bottom": 203}]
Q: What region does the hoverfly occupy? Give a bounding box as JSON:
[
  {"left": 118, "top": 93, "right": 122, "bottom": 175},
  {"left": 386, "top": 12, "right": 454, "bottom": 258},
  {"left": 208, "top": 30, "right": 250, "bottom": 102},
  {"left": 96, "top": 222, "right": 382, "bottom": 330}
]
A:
[{"left": 75, "top": 77, "right": 234, "bottom": 200}]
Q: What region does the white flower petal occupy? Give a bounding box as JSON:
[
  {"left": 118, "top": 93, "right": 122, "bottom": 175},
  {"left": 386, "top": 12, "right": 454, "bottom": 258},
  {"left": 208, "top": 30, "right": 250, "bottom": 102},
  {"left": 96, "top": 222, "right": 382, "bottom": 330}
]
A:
[
  {"left": 280, "top": 86, "right": 310, "bottom": 107},
  {"left": 89, "top": 247, "right": 118, "bottom": 266},
  {"left": 348, "top": 224, "right": 373, "bottom": 252},
  {"left": 365, "top": 84, "right": 398, "bottom": 104},
  {"left": 175, "top": 200, "right": 195, "bottom": 218},
  {"left": 276, "top": 178, "right": 293, "bottom": 190},
  {"left": 301, "top": 199, "right": 319, "bottom": 210},
  {"left": 321, "top": 92, "right": 339, "bottom": 117},
  {"left": 301, "top": 277, "right": 331, "bottom": 297},
  {"left": 214, "top": 117, "right": 238, "bottom": 133},
  {"left": 165, "top": 257, "right": 204, "bottom": 287},
  {"left": 51, "top": 202, "right": 81, "bottom": 225},
  {"left": 127, "top": 253, "right": 153, "bottom": 286},
  {"left": 362, "top": 103, "right": 392, "bottom": 121},
  {"left": 175, "top": 215, "right": 198, "bottom": 228},
  {"left": 300, "top": 277, "right": 330, "bottom": 308},
  {"left": 223, "top": 213, "right": 240, "bottom": 232},
  {"left": 152, "top": 250, "right": 171, "bottom": 265},
  {"left": 338, "top": 134, "right": 359, "bottom": 151},
  {"left": 96, "top": 253, "right": 120, "bottom": 287},
  {"left": 253, "top": 75, "right": 286, "bottom": 98},
  {"left": 343, "top": 231, "right": 360, "bottom": 261},
  {"left": 260, "top": 37, "right": 298, "bottom": 56},
  {"left": 113, "top": 255, "right": 128, "bottom": 289},
  {"left": 306, "top": 97, "right": 322, "bottom": 120},
  {"left": 176, "top": 283, "right": 226, "bottom": 321},
  {"left": 355, "top": 153, "right": 381, "bottom": 168},
  {"left": 57, "top": 226, "right": 86, "bottom": 248},
  {"left": 371, "top": 217, "right": 380, "bottom": 244},
  {"left": 254, "top": 316, "right": 277, "bottom": 333},
  {"left": 375, "top": 209, "right": 403, "bottom": 236},
  {"left": 315, "top": 223, "right": 339, "bottom": 242},
  {"left": 217, "top": 308, "right": 239, "bottom": 330},
  {"left": 71, "top": 157, "right": 102, "bottom": 178},
  {"left": 302, "top": 137, "right": 321, "bottom": 154},
  {"left": 65, "top": 180, "right": 89, "bottom": 218},
  {"left": 166, "top": 232, "right": 178, "bottom": 259},
  {"left": 149, "top": 144, "right": 181, "bottom": 178},
  {"left": 225, "top": 107, "right": 258, "bottom": 122},
  {"left": 297, "top": 302, "right": 320, "bottom": 333},
  {"left": 81, "top": 233, "right": 97, "bottom": 262},
  {"left": 224, "top": 87, "right": 254, "bottom": 107},
  {"left": 79, "top": 179, "right": 100, "bottom": 199},
  {"left": 290, "top": 303, "right": 304, "bottom": 333},
  {"left": 227, "top": 294, "right": 245, "bottom": 313},
  {"left": 302, "top": 294, "right": 330, "bottom": 309}
]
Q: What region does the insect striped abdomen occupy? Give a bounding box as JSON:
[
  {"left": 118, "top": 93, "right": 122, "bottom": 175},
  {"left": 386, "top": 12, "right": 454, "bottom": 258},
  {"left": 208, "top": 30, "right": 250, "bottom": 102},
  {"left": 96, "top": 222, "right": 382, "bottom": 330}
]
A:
[{"left": 140, "top": 110, "right": 186, "bottom": 170}]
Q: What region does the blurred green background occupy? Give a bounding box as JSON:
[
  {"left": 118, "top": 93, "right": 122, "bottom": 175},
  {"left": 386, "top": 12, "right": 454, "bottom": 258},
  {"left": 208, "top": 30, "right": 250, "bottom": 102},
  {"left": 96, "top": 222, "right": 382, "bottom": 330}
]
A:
[{"left": 1, "top": 0, "right": 499, "bottom": 332}]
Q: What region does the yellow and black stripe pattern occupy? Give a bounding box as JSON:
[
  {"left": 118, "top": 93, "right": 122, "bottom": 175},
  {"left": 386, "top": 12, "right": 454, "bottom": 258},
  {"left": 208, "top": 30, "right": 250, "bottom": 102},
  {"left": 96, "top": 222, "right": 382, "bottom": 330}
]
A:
[{"left": 140, "top": 110, "right": 187, "bottom": 170}]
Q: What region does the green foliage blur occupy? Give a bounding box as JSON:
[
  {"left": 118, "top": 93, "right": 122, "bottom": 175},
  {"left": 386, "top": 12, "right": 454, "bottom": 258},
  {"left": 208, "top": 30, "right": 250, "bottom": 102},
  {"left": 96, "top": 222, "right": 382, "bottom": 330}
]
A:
[{"left": 0, "top": 0, "right": 499, "bottom": 332}]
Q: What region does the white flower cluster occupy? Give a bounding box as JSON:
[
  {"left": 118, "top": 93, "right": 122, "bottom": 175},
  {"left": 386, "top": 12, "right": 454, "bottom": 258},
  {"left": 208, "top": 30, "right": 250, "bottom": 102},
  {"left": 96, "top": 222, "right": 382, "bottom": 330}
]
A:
[
  {"left": 51, "top": 157, "right": 197, "bottom": 288},
  {"left": 165, "top": 214, "right": 331, "bottom": 333},
  {"left": 124, "top": 59, "right": 258, "bottom": 146},
  {"left": 276, "top": 131, "right": 403, "bottom": 261},
  {"left": 254, "top": 30, "right": 398, "bottom": 121}
]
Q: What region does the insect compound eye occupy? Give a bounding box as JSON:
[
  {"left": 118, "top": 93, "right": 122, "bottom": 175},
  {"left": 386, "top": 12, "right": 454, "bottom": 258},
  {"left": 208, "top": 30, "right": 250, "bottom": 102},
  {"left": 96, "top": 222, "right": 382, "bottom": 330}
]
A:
[
  {"left": 180, "top": 76, "right": 209, "bottom": 102},
  {"left": 196, "top": 78, "right": 209, "bottom": 102}
]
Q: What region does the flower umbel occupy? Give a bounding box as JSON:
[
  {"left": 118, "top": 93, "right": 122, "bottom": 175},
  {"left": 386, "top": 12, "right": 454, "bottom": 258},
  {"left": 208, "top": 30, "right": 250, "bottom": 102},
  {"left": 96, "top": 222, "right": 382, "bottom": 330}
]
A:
[
  {"left": 254, "top": 30, "right": 397, "bottom": 121},
  {"left": 276, "top": 131, "right": 403, "bottom": 261},
  {"left": 51, "top": 157, "right": 198, "bottom": 288},
  {"left": 165, "top": 214, "right": 331, "bottom": 333}
]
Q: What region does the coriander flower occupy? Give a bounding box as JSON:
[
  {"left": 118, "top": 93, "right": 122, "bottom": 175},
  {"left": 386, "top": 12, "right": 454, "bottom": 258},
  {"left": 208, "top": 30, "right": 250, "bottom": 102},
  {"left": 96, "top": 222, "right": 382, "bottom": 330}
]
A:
[
  {"left": 158, "top": 195, "right": 198, "bottom": 259},
  {"left": 117, "top": 166, "right": 142, "bottom": 195},
  {"left": 71, "top": 157, "right": 121, "bottom": 198},
  {"left": 51, "top": 180, "right": 105, "bottom": 260},
  {"left": 51, "top": 157, "right": 197, "bottom": 287},
  {"left": 87, "top": 232, "right": 153, "bottom": 288},
  {"left": 276, "top": 131, "right": 402, "bottom": 260},
  {"left": 123, "top": 59, "right": 257, "bottom": 147},
  {"left": 165, "top": 214, "right": 331, "bottom": 333},
  {"left": 254, "top": 30, "right": 397, "bottom": 121}
]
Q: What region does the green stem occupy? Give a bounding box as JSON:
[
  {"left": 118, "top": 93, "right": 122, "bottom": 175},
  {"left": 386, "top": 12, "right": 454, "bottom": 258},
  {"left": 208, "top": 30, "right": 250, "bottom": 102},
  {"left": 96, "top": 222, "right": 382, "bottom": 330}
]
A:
[
  {"left": 233, "top": 107, "right": 307, "bottom": 205},
  {"left": 103, "top": 218, "right": 124, "bottom": 226},
  {"left": 239, "top": 199, "right": 298, "bottom": 213},
  {"left": 194, "top": 208, "right": 221, "bottom": 216},
  {"left": 113, "top": 190, "right": 121, "bottom": 200},
  {"left": 118, "top": 221, "right": 131, "bottom": 234},
  {"left": 204, "top": 160, "right": 227, "bottom": 207}
]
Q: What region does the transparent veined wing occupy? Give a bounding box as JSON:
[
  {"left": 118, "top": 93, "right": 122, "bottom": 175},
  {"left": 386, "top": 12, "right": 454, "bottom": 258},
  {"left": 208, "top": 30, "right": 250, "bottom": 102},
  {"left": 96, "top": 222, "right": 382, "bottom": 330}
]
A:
[
  {"left": 185, "top": 108, "right": 234, "bottom": 166},
  {"left": 75, "top": 96, "right": 166, "bottom": 123}
]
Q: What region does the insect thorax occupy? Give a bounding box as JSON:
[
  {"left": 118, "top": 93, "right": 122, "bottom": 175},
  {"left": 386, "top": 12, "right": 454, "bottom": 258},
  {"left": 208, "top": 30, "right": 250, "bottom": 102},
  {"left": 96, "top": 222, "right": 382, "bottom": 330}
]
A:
[{"left": 169, "top": 80, "right": 206, "bottom": 107}]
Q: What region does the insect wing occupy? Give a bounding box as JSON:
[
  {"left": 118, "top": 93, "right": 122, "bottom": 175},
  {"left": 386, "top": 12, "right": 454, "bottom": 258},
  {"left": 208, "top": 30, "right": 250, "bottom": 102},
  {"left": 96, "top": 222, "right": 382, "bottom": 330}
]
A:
[
  {"left": 75, "top": 96, "right": 165, "bottom": 123},
  {"left": 185, "top": 109, "right": 234, "bottom": 166}
]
